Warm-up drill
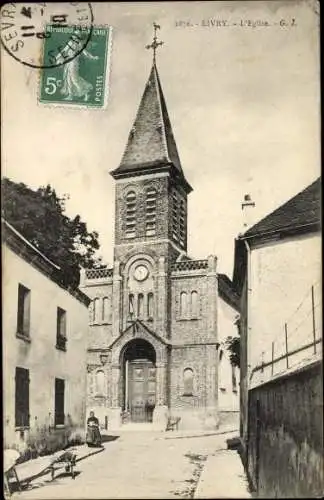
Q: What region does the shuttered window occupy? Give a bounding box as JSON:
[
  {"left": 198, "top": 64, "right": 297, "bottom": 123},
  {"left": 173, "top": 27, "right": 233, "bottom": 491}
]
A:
[
  {"left": 172, "top": 192, "right": 179, "bottom": 241},
  {"left": 179, "top": 200, "right": 186, "bottom": 248},
  {"left": 54, "top": 378, "right": 65, "bottom": 426},
  {"left": 15, "top": 367, "right": 30, "bottom": 428},
  {"left": 56, "top": 307, "right": 67, "bottom": 350},
  {"left": 145, "top": 188, "right": 157, "bottom": 236},
  {"left": 17, "top": 284, "right": 31, "bottom": 337},
  {"left": 125, "top": 191, "right": 137, "bottom": 238},
  {"left": 171, "top": 191, "right": 186, "bottom": 248}
]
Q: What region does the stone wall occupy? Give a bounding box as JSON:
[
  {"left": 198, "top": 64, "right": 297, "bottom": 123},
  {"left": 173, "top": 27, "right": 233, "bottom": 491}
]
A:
[
  {"left": 169, "top": 344, "right": 218, "bottom": 430},
  {"left": 171, "top": 275, "right": 209, "bottom": 343},
  {"left": 247, "top": 360, "right": 323, "bottom": 497}
]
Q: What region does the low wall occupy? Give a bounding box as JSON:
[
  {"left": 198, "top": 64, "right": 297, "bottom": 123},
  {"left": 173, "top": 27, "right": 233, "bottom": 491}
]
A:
[{"left": 247, "top": 360, "right": 323, "bottom": 498}]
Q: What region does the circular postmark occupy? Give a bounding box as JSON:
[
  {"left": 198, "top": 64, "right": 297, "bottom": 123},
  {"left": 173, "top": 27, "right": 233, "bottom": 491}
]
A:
[{"left": 0, "top": 2, "right": 94, "bottom": 69}]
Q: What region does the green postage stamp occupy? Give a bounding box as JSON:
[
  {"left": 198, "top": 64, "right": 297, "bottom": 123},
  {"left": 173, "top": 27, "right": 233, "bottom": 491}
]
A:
[{"left": 39, "top": 25, "right": 112, "bottom": 108}]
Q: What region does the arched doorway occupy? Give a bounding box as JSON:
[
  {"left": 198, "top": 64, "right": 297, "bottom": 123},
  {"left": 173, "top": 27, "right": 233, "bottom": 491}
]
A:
[{"left": 121, "top": 339, "right": 156, "bottom": 423}]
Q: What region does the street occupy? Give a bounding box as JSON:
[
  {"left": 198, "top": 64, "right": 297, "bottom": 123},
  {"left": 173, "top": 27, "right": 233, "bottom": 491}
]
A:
[{"left": 12, "top": 429, "right": 241, "bottom": 499}]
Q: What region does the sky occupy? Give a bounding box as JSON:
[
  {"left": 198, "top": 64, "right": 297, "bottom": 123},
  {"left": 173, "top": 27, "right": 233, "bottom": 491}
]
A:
[{"left": 2, "top": 1, "right": 320, "bottom": 277}]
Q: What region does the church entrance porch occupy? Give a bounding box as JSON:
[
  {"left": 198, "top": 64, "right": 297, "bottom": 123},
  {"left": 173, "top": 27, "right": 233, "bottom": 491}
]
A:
[
  {"left": 122, "top": 339, "right": 156, "bottom": 423},
  {"left": 106, "top": 320, "right": 169, "bottom": 431}
]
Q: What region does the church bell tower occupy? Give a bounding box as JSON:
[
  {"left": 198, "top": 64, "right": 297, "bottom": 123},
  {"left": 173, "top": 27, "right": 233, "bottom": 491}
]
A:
[
  {"left": 84, "top": 24, "right": 224, "bottom": 431},
  {"left": 110, "top": 24, "right": 192, "bottom": 267}
]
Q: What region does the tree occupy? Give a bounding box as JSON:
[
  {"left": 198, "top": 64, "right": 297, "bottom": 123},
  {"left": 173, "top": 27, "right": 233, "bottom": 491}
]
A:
[
  {"left": 1, "top": 177, "right": 103, "bottom": 289},
  {"left": 225, "top": 336, "right": 240, "bottom": 368},
  {"left": 225, "top": 317, "right": 241, "bottom": 368}
]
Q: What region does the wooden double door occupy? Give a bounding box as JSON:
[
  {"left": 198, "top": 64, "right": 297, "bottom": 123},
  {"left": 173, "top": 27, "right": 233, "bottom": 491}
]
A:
[{"left": 128, "top": 360, "right": 156, "bottom": 423}]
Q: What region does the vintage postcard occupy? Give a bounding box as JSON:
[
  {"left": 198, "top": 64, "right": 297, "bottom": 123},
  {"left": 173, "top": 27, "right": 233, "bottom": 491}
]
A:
[{"left": 1, "top": 1, "right": 322, "bottom": 499}]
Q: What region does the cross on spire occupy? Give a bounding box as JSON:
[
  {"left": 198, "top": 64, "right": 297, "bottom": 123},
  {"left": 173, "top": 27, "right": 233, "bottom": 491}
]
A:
[{"left": 145, "top": 22, "right": 164, "bottom": 63}]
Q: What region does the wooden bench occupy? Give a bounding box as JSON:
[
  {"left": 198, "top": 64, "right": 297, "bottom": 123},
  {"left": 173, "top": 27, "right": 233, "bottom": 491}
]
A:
[
  {"left": 4, "top": 465, "right": 22, "bottom": 497},
  {"left": 4, "top": 450, "right": 21, "bottom": 497},
  {"left": 166, "top": 417, "right": 181, "bottom": 431}
]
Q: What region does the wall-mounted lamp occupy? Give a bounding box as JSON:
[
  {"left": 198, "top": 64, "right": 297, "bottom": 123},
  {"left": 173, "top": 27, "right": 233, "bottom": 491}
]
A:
[{"left": 100, "top": 354, "right": 108, "bottom": 365}]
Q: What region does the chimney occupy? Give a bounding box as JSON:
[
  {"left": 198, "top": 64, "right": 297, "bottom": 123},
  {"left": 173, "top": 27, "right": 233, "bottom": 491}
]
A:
[{"left": 241, "top": 194, "right": 255, "bottom": 231}]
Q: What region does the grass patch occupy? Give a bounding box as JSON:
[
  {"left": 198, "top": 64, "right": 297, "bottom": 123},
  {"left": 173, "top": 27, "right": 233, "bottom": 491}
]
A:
[{"left": 172, "top": 453, "right": 207, "bottom": 498}]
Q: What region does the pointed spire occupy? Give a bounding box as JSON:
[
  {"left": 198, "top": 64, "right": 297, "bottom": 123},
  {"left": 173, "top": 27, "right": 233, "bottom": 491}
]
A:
[{"left": 111, "top": 25, "right": 192, "bottom": 193}]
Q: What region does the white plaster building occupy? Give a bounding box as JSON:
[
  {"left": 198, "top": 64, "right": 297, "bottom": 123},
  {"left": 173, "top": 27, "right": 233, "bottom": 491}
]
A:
[
  {"left": 2, "top": 219, "right": 91, "bottom": 449},
  {"left": 233, "top": 177, "right": 321, "bottom": 445}
]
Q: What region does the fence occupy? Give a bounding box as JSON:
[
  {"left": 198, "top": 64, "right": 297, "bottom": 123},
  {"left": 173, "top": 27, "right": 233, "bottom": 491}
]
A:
[{"left": 250, "top": 282, "right": 322, "bottom": 385}]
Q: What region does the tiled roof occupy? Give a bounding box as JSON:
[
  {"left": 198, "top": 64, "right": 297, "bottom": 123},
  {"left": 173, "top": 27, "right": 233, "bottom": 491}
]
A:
[
  {"left": 111, "top": 63, "right": 190, "bottom": 190},
  {"left": 243, "top": 177, "right": 321, "bottom": 239}
]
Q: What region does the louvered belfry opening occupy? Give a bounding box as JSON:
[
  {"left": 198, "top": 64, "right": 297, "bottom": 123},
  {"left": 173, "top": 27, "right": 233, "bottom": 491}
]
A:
[
  {"left": 145, "top": 187, "right": 157, "bottom": 236},
  {"left": 125, "top": 191, "right": 137, "bottom": 238}
]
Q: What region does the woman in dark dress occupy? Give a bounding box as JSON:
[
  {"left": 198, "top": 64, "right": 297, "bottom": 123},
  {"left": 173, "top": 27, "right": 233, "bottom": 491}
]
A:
[{"left": 86, "top": 411, "right": 102, "bottom": 447}]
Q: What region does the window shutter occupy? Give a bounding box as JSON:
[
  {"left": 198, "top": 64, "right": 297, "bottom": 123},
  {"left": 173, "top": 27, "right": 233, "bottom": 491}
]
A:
[
  {"left": 55, "top": 378, "right": 65, "bottom": 426},
  {"left": 17, "top": 284, "right": 30, "bottom": 336},
  {"left": 15, "top": 367, "right": 30, "bottom": 427}
]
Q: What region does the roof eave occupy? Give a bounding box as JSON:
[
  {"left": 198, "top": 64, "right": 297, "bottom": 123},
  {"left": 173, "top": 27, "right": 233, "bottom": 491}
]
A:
[
  {"left": 239, "top": 221, "right": 321, "bottom": 246},
  {"left": 110, "top": 162, "right": 193, "bottom": 194},
  {"left": 2, "top": 219, "right": 91, "bottom": 307}
]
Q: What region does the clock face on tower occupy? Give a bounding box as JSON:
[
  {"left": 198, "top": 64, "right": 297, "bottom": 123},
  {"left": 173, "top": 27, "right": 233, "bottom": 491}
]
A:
[{"left": 134, "top": 264, "right": 149, "bottom": 282}]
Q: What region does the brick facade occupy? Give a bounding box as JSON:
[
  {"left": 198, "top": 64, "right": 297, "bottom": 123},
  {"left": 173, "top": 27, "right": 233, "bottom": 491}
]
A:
[{"left": 80, "top": 62, "right": 239, "bottom": 430}]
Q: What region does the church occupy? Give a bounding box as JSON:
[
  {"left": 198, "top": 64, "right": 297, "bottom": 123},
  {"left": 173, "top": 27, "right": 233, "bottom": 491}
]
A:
[{"left": 80, "top": 27, "right": 239, "bottom": 431}]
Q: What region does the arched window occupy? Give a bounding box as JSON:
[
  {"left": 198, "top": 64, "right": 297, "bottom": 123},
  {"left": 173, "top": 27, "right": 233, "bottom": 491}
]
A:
[
  {"left": 129, "top": 294, "right": 135, "bottom": 317},
  {"left": 218, "top": 350, "right": 226, "bottom": 391},
  {"left": 137, "top": 293, "right": 144, "bottom": 318},
  {"left": 89, "top": 302, "right": 94, "bottom": 324},
  {"left": 145, "top": 188, "right": 157, "bottom": 236},
  {"left": 125, "top": 191, "right": 137, "bottom": 238},
  {"left": 102, "top": 297, "right": 111, "bottom": 323},
  {"left": 147, "top": 292, "right": 154, "bottom": 319},
  {"left": 180, "top": 291, "right": 188, "bottom": 317},
  {"left": 93, "top": 298, "right": 100, "bottom": 324},
  {"left": 191, "top": 291, "right": 199, "bottom": 318},
  {"left": 96, "top": 370, "right": 105, "bottom": 395},
  {"left": 183, "top": 368, "right": 194, "bottom": 396},
  {"left": 88, "top": 369, "right": 95, "bottom": 395}
]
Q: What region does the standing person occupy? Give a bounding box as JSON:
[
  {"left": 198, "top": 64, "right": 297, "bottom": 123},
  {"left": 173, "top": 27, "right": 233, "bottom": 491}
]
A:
[
  {"left": 86, "top": 411, "right": 102, "bottom": 447},
  {"left": 56, "top": 32, "right": 99, "bottom": 102}
]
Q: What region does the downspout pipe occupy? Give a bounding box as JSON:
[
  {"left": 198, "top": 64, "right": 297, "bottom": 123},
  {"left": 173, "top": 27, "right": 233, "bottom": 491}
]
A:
[{"left": 243, "top": 238, "right": 252, "bottom": 477}]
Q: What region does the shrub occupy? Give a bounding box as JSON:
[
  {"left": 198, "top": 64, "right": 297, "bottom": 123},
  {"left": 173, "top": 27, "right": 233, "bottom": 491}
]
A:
[{"left": 8, "top": 415, "right": 85, "bottom": 464}]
